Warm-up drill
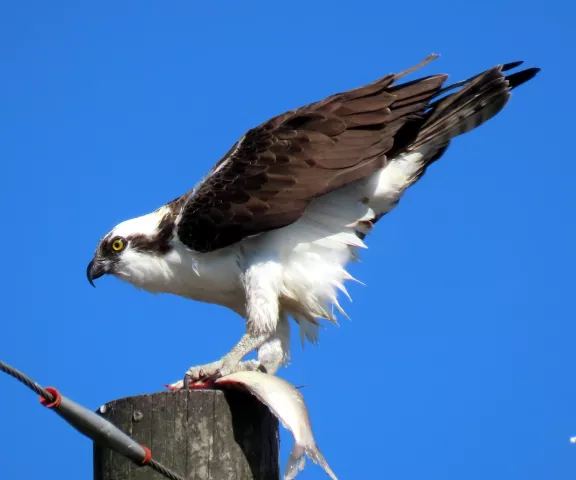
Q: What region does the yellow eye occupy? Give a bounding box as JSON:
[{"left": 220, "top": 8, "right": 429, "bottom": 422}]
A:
[{"left": 111, "top": 238, "right": 125, "bottom": 252}]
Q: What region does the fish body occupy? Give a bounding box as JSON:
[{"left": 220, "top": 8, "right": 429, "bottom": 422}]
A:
[{"left": 215, "top": 371, "right": 337, "bottom": 480}]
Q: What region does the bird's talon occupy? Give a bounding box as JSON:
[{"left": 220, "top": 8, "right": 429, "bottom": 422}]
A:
[{"left": 204, "top": 370, "right": 223, "bottom": 383}]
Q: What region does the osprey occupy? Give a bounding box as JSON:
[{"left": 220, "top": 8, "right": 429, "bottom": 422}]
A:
[{"left": 87, "top": 55, "right": 539, "bottom": 388}]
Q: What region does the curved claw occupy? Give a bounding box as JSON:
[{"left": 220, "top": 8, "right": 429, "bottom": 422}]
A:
[
  {"left": 203, "top": 371, "right": 223, "bottom": 383},
  {"left": 179, "top": 368, "right": 221, "bottom": 390}
]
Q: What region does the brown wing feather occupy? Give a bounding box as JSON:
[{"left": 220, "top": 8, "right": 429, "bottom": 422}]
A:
[
  {"left": 176, "top": 55, "right": 539, "bottom": 252},
  {"left": 176, "top": 55, "right": 445, "bottom": 252}
]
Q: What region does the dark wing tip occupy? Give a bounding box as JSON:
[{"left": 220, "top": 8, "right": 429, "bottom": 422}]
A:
[
  {"left": 501, "top": 60, "right": 524, "bottom": 72},
  {"left": 506, "top": 67, "right": 541, "bottom": 89}
]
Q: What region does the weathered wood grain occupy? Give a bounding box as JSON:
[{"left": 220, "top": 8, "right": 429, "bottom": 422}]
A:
[{"left": 94, "top": 389, "right": 279, "bottom": 480}]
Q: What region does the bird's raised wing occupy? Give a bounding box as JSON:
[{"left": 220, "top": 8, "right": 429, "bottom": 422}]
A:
[{"left": 176, "top": 55, "right": 448, "bottom": 252}]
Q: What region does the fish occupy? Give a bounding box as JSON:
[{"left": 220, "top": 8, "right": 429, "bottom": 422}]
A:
[{"left": 215, "top": 371, "right": 338, "bottom": 480}]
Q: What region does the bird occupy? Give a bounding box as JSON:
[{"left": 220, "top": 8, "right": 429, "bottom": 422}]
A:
[{"left": 86, "top": 54, "right": 539, "bottom": 388}]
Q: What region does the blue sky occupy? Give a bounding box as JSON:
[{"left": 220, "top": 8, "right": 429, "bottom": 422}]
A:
[{"left": 0, "top": 2, "right": 574, "bottom": 479}]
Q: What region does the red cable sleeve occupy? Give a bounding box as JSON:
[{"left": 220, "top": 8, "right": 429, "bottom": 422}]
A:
[
  {"left": 39, "top": 387, "right": 62, "bottom": 409},
  {"left": 141, "top": 445, "right": 152, "bottom": 465}
]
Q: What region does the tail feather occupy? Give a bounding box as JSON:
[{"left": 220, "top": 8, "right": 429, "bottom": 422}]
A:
[
  {"left": 412, "top": 62, "right": 540, "bottom": 150},
  {"left": 432, "top": 60, "right": 527, "bottom": 98},
  {"left": 506, "top": 67, "right": 540, "bottom": 89},
  {"left": 365, "top": 60, "right": 539, "bottom": 226}
]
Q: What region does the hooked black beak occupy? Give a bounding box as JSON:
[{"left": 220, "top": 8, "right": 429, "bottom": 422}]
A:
[{"left": 86, "top": 258, "right": 109, "bottom": 287}]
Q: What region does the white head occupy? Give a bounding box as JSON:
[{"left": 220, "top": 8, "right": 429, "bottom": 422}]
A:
[{"left": 86, "top": 208, "right": 177, "bottom": 291}]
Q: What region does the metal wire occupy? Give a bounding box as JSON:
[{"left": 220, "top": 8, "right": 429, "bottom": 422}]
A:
[
  {"left": 0, "top": 360, "right": 55, "bottom": 403},
  {"left": 0, "top": 359, "right": 186, "bottom": 480},
  {"left": 149, "top": 459, "right": 186, "bottom": 480}
]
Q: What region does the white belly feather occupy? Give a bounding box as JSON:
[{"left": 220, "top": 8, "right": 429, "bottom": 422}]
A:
[{"left": 261, "top": 149, "right": 429, "bottom": 344}]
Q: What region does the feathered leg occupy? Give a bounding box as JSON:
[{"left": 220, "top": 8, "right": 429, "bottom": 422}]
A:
[
  {"left": 257, "top": 312, "right": 291, "bottom": 375},
  {"left": 170, "top": 255, "right": 285, "bottom": 388}
]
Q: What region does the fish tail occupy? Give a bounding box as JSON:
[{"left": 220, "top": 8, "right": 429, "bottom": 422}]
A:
[
  {"left": 284, "top": 444, "right": 306, "bottom": 480},
  {"left": 306, "top": 445, "right": 338, "bottom": 480}
]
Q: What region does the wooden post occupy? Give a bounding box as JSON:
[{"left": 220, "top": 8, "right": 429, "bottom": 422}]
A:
[{"left": 94, "top": 389, "right": 280, "bottom": 480}]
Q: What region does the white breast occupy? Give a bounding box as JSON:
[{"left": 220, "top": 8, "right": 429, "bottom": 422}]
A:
[{"left": 160, "top": 244, "right": 246, "bottom": 310}]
